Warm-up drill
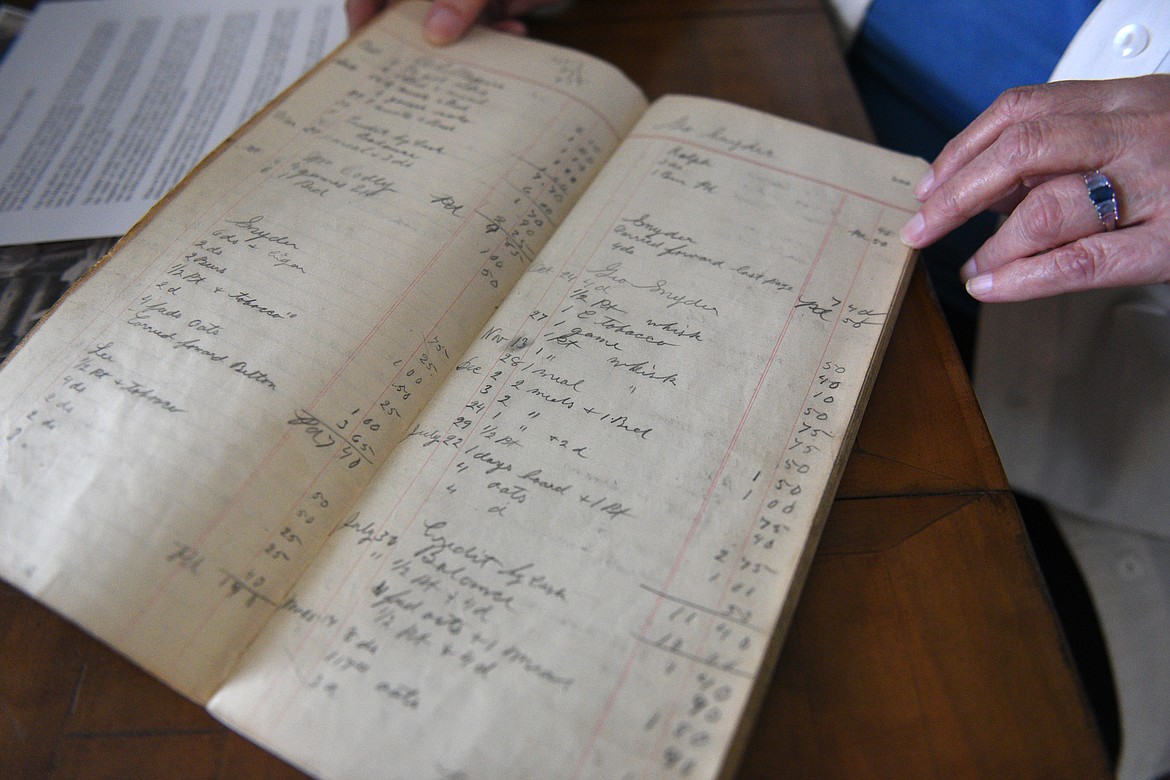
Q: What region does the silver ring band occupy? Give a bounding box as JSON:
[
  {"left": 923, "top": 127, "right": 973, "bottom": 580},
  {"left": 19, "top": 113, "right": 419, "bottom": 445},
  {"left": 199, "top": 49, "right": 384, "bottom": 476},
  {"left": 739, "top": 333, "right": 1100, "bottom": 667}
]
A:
[{"left": 1084, "top": 170, "right": 1119, "bottom": 232}]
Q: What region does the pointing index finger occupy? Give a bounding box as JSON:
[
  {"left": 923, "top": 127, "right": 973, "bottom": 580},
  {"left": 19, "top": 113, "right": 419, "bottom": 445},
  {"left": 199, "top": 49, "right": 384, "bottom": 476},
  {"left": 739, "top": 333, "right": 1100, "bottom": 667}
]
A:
[
  {"left": 906, "top": 113, "right": 1121, "bottom": 248},
  {"left": 920, "top": 80, "right": 1124, "bottom": 201}
]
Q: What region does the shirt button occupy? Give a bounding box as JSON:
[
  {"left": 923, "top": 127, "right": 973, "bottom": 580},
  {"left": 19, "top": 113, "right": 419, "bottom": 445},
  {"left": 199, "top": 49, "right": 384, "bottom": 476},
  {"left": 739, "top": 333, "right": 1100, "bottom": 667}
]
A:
[{"left": 1113, "top": 23, "right": 1150, "bottom": 58}]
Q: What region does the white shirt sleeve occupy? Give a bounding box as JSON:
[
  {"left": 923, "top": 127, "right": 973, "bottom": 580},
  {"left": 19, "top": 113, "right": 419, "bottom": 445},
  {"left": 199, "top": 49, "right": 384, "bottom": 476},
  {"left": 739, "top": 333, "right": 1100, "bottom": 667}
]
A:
[{"left": 1051, "top": 0, "right": 1170, "bottom": 80}]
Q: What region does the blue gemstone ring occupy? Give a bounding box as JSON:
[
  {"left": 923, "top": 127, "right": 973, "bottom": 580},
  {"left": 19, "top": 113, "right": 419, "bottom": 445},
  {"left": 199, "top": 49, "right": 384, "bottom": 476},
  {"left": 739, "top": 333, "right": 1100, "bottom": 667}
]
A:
[{"left": 1083, "top": 170, "right": 1120, "bottom": 231}]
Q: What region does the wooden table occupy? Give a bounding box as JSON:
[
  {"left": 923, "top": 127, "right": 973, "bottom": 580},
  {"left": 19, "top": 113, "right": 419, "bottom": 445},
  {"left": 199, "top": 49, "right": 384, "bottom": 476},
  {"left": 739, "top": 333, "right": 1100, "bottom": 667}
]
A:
[{"left": 0, "top": 1, "right": 1110, "bottom": 777}]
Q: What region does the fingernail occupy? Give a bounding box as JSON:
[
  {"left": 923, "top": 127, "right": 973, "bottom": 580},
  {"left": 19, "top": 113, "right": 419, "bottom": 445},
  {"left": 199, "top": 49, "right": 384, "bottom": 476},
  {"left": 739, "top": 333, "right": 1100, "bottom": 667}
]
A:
[
  {"left": 959, "top": 258, "right": 977, "bottom": 280},
  {"left": 425, "top": 3, "right": 462, "bottom": 44},
  {"left": 900, "top": 213, "right": 925, "bottom": 246},
  {"left": 966, "top": 273, "right": 993, "bottom": 298},
  {"left": 914, "top": 168, "right": 934, "bottom": 200}
]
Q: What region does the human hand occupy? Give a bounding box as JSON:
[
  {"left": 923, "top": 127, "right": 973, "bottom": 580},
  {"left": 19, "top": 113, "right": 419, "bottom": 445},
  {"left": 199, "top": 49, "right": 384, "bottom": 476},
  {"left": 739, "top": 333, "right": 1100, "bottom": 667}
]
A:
[
  {"left": 346, "top": 0, "right": 557, "bottom": 45},
  {"left": 901, "top": 74, "right": 1170, "bottom": 302}
]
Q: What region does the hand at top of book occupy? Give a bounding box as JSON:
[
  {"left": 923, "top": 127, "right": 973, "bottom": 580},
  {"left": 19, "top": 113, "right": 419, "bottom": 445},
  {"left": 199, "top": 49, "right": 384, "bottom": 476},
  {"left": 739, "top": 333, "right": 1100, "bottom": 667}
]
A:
[
  {"left": 346, "top": 0, "right": 563, "bottom": 45},
  {"left": 900, "top": 74, "right": 1170, "bottom": 302}
]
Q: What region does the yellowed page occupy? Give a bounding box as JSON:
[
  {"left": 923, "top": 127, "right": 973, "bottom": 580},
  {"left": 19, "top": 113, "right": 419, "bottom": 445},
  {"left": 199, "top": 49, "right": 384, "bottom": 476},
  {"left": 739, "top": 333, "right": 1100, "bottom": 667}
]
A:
[
  {"left": 0, "top": 1, "right": 645, "bottom": 702},
  {"left": 209, "top": 96, "right": 926, "bottom": 779}
]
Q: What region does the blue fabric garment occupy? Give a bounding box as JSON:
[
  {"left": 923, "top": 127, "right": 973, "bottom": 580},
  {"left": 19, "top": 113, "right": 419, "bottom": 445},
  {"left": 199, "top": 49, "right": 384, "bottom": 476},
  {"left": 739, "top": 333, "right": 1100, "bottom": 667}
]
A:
[{"left": 852, "top": 0, "right": 1100, "bottom": 157}]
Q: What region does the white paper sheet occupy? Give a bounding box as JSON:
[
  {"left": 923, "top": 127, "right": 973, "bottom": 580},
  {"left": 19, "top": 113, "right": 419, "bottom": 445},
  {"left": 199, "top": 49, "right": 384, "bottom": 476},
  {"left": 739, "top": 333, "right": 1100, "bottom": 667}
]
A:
[{"left": 0, "top": 0, "right": 346, "bottom": 245}]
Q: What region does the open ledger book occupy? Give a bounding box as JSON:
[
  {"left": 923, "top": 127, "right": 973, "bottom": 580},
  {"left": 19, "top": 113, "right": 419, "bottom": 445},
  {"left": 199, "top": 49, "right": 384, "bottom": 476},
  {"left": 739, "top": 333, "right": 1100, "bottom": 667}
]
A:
[{"left": 0, "top": 3, "right": 925, "bottom": 777}]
